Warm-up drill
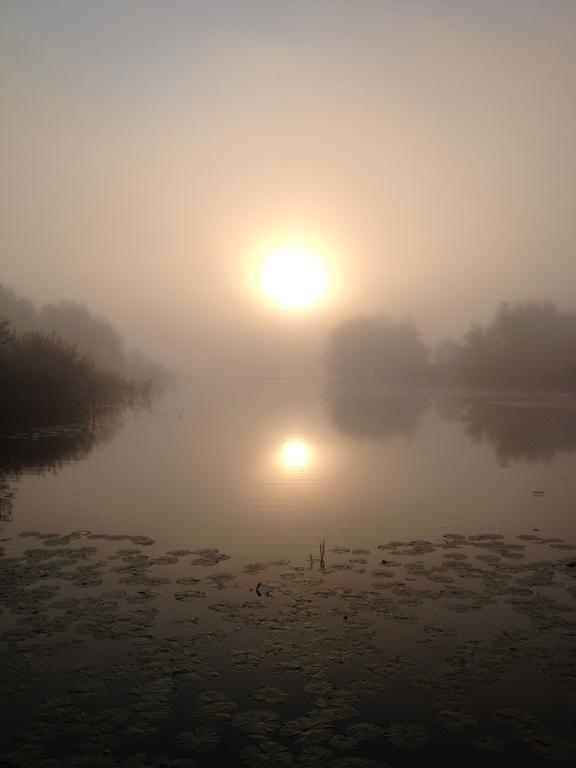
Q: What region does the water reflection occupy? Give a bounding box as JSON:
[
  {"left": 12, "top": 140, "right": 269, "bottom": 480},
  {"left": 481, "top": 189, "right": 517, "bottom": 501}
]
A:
[
  {"left": 444, "top": 396, "right": 576, "bottom": 465},
  {"left": 279, "top": 439, "right": 313, "bottom": 470},
  {"left": 0, "top": 409, "right": 123, "bottom": 523},
  {"left": 5, "top": 381, "right": 576, "bottom": 551},
  {"left": 325, "top": 387, "right": 429, "bottom": 440}
]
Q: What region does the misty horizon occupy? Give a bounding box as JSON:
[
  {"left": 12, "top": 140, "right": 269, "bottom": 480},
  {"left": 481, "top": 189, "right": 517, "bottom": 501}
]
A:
[{"left": 2, "top": 1, "right": 576, "bottom": 375}]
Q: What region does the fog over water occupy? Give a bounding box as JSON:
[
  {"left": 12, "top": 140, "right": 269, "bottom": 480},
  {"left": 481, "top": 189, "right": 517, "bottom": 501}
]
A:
[
  {"left": 2, "top": 382, "right": 575, "bottom": 558},
  {"left": 2, "top": 0, "right": 576, "bottom": 375}
]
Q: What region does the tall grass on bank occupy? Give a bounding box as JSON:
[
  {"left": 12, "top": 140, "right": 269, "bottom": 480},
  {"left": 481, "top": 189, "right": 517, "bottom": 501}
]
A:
[{"left": 0, "top": 320, "right": 152, "bottom": 426}]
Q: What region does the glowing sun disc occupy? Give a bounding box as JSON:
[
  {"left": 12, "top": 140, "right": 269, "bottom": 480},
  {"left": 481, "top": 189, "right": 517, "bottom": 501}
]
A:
[
  {"left": 260, "top": 247, "right": 326, "bottom": 308},
  {"left": 280, "top": 440, "right": 312, "bottom": 469}
]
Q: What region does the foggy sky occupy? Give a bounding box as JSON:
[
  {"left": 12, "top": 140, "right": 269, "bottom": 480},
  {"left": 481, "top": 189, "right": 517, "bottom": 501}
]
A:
[{"left": 1, "top": 0, "right": 575, "bottom": 374}]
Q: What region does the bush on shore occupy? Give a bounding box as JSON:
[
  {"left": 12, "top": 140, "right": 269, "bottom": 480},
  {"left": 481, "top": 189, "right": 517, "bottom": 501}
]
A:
[{"left": 0, "top": 320, "right": 152, "bottom": 425}]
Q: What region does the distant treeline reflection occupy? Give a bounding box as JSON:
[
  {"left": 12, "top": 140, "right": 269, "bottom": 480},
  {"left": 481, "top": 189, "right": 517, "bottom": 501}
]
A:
[
  {"left": 0, "top": 408, "right": 123, "bottom": 523},
  {"left": 444, "top": 397, "right": 576, "bottom": 466},
  {"left": 326, "top": 388, "right": 428, "bottom": 440},
  {"left": 326, "top": 386, "right": 576, "bottom": 465}
]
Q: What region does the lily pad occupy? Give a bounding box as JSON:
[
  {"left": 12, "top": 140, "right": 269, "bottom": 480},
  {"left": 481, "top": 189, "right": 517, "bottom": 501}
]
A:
[{"left": 385, "top": 723, "right": 429, "bottom": 750}]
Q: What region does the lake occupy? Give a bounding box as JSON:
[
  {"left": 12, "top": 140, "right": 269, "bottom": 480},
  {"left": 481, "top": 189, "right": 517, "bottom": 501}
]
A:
[
  {"left": 2, "top": 380, "right": 576, "bottom": 553},
  {"left": 1, "top": 381, "right": 575, "bottom": 767}
]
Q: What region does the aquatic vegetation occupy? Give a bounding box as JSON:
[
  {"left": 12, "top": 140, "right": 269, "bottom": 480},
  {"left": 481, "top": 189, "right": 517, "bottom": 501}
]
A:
[
  {"left": 437, "top": 710, "right": 479, "bottom": 730},
  {"left": 384, "top": 723, "right": 429, "bottom": 750},
  {"left": 0, "top": 530, "right": 575, "bottom": 766},
  {"left": 249, "top": 687, "right": 288, "bottom": 706},
  {"left": 190, "top": 548, "right": 231, "bottom": 566},
  {"left": 176, "top": 726, "right": 221, "bottom": 752}
]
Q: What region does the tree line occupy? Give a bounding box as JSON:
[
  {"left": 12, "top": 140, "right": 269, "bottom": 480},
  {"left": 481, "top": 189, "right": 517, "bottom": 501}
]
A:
[
  {"left": 326, "top": 300, "right": 576, "bottom": 390},
  {"left": 0, "top": 284, "right": 171, "bottom": 386},
  {"left": 0, "top": 319, "right": 153, "bottom": 425},
  {"left": 0, "top": 283, "right": 168, "bottom": 426}
]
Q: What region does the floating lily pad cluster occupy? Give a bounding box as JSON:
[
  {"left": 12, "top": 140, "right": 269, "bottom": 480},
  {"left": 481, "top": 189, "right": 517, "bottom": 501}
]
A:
[{"left": 0, "top": 530, "right": 575, "bottom": 767}]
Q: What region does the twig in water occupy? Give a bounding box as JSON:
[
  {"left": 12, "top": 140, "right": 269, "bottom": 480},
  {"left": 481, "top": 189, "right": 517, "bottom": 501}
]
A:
[
  {"left": 255, "top": 581, "right": 273, "bottom": 597},
  {"left": 319, "top": 539, "right": 326, "bottom": 570}
]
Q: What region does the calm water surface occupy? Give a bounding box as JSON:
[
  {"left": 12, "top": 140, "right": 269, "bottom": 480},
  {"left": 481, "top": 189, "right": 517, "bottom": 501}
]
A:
[
  {"left": 2, "top": 381, "right": 576, "bottom": 555},
  {"left": 2, "top": 382, "right": 576, "bottom": 767}
]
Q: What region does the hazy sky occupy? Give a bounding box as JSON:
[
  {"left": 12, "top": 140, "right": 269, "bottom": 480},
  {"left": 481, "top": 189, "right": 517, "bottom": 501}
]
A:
[{"left": 1, "top": 0, "right": 575, "bottom": 373}]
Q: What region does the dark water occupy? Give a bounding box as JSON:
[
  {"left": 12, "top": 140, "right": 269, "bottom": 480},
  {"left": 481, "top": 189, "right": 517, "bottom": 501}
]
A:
[{"left": 1, "top": 382, "right": 575, "bottom": 767}]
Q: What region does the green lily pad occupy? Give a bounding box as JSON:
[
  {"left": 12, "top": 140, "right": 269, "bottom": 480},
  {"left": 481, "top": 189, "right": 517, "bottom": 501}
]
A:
[
  {"left": 385, "top": 723, "right": 429, "bottom": 749},
  {"left": 249, "top": 687, "right": 287, "bottom": 706},
  {"left": 437, "top": 709, "right": 479, "bottom": 730},
  {"left": 176, "top": 726, "right": 221, "bottom": 752}
]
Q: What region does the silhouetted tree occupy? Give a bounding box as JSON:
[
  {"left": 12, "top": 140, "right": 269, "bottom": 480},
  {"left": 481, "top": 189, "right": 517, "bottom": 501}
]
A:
[
  {"left": 40, "top": 300, "right": 125, "bottom": 373},
  {"left": 0, "top": 320, "right": 151, "bottom": 426},
  {"left": 0, "top": 284, "right": 38, "bottom": 332},
  {"left": 1, "top": 283, "right": 171, "bottom": 385},
  {"left": 441, "top": 301, "right": 576, "bottom": 389},
  {"left": 125, "top": 348, "right": 173, "bottom": 387},
  {"left": 325, "top": 315, "right": 429, "bottom": 386}
]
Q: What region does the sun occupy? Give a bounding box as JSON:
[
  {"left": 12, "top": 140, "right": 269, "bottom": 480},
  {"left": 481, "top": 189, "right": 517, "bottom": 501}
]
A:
[
  {"left": 279, "top": 439, "right": 312, "bottom": 470},
  {"left": 260, "top": 246, "right": 327, "bottom": 308}
]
